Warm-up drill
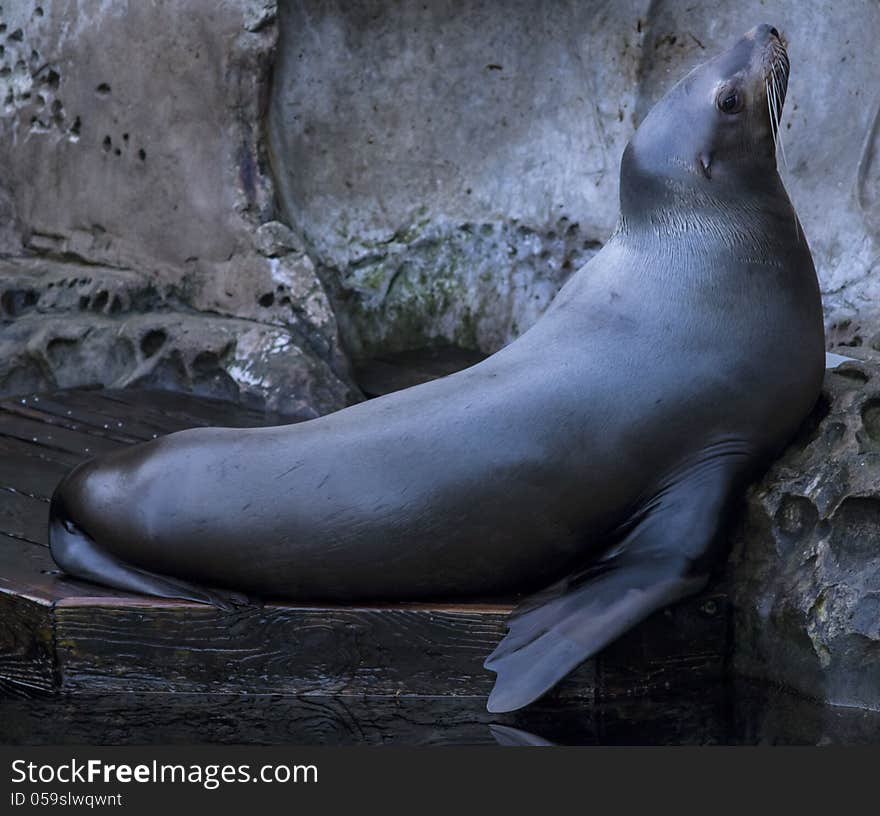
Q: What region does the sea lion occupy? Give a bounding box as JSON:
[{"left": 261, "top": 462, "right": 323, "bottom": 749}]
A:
[{"left": 49, "top": 24, "right": 824, "bottom": 713}]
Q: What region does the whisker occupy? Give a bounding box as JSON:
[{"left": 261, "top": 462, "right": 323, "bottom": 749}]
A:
[
  {"left": 770, "top": 74, "right": 780, "bottom": 138},
  {"left": 768, "top": 56, "right": 799, "bottom": 239},
  {"left": 772, "top": 71, "right": 788, "bottom": 170},
  {"left": 766, "top": 80, "right": 778, "bottom": 165}
]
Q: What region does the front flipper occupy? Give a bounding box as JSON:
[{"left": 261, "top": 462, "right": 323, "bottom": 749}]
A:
[{"left": 484, "top": 452, "right": 748, "bottom": 713}]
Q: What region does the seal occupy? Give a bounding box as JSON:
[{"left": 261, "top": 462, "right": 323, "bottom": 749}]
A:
[{"left": 48, "top": 24, "right": 824, "bottom": 713}]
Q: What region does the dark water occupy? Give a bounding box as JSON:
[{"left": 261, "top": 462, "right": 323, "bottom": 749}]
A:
[{"left": 2, "top": 680, "right": 879, "bottom": 746}]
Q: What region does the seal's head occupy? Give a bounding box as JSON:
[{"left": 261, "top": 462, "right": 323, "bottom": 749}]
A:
[{"left": 621, "top": 24, "right": 791, "bottom": 214}]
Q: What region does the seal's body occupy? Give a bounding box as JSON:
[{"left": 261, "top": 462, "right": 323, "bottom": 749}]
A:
[{"left": 49, "top": 25, "right": 824, "bottom": 712}]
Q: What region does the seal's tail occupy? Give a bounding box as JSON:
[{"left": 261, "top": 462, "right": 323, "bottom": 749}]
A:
[{"left": 49, "top": 464, "right": 252, "bottom": 610}]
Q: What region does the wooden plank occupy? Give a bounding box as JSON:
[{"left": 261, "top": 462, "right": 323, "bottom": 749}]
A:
[
  {"left": 51, "top": 591, "right": 724, "bottom": 699},
  {"left": 0, "top": 411, "right": 123, "bottom": 458},
  {"left": 0, "top": 434, "right": 86, "bottom": 471},
  {"left": 97, "top": 389, "right": 298, "bottom": 429},
  {"left": 0, "top": 439, "right": 76, "bottom": 500},
  {"left": 0, "top": 488, "right": 50, "bottom": 546},
  {"left": 52, "top": 602, "right": 571, "bottom": 697},
  {"left": 0, "top": 534, "right": 57, "bottom": 601},
  {"left": 89, "top": 391, "right": 217, "bottom": 429},
  {"left": 597, "top": 593, "right": 729, "bottom": 699},
  {"left": 0, "top": 399, "right": 144, "bottom": 445},
  {"left": 39, "top": 390, "right": 208, "bottom": 439},
  {"left": 0, "top": 591, "right": 55, "bottom": 694},
  {"left": 0, "top": 684, "right": 736, "bottom": 746},
  {"left": 0, "top": 691, "right": 499, "bottom": 745},
  {"left": 8, "top": 681, "right": 880, "bottom": 746}
]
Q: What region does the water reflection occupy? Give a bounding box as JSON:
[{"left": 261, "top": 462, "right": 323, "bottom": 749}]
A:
[{"left": 498, "top": 682, "right": 880, "bottom": 746}]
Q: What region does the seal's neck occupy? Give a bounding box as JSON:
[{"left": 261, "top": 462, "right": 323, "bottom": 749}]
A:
[{"left": 616, "top": 164, "right": 804, "bottom": 263}]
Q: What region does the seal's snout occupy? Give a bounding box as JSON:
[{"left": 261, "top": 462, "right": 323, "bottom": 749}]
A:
[
  {"left": 756, "top": 23, "right": 780, "bottom": 41},
  {"left": 761, "top": 25, "right": 790, "bottom": 155}
]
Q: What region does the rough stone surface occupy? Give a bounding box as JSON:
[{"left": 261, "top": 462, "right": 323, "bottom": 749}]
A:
[
  {"left": 269, "top": 0, "right": 636, "bottom": 355},
  {"left": 0, "top": 250, "right": 357, "bottom": 417},
  {"left": 6, "top": 0, "right": 879, "bottom": 372},
  {"left": 0, "top": 0, "right": 358, "bottom": 414},
  {"left": 726, "top": 353, "right": 880, "bottom": 710},
  {"left": 269, "top": 0, "right": 880, "bottom": 356}
]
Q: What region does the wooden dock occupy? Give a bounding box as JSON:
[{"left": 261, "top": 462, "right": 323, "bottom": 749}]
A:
[{"left": 0, "top": 349, "right": 730, "bottom": 741}]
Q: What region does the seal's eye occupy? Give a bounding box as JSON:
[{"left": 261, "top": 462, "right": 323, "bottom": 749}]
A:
[{"left": 717, "top": 90, "right": 743, "bottom": 115}]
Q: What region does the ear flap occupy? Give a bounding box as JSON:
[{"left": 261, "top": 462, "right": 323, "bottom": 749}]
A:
[{"left": 699, "top": 152, "right": 713, "bottom": 179}]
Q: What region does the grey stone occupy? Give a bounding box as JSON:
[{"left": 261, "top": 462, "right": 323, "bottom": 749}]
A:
[
  {"left": 0, "top": 0, "right": 273, "bottom": 267},
  {"left": 0, "top": 257, "right": 358, "bottom": 417},
  {"left": 726, "top": 352, "right": 880, "bottom": 710},
  {"left": 254, "top": 221, "right": 302, "bottom": 258},
  {"left": 269, "top": 0, "right": 640, "bottom": 355}
]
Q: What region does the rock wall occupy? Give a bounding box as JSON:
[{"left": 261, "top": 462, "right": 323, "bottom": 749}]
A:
[
  {"left": 727, "top": 352, "right": 880, "bottom": 710},
  {"left": 0, "top": 0, "right": 358, "bottom": 416},
  {"left": 269, "top": 0, "right": 636, "bottom": 355},
  {"left": 4, "top": 1, "right": 880, "bottom": 385},
  {"left": 269, "top": 0, "right": 880, "bottom": 356}
]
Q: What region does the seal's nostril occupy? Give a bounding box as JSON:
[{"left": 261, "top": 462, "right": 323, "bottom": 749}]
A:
[{"left": 769, "top": 26, "right": 780, "bottom": 39}]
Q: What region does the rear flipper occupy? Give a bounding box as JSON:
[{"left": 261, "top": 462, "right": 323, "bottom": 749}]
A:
[
  {"left": 484, "top": 452, "right": 749, "bottom": 713},
  {"left": 49, "top": 494, "right": 252, "bottom": 611}
]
